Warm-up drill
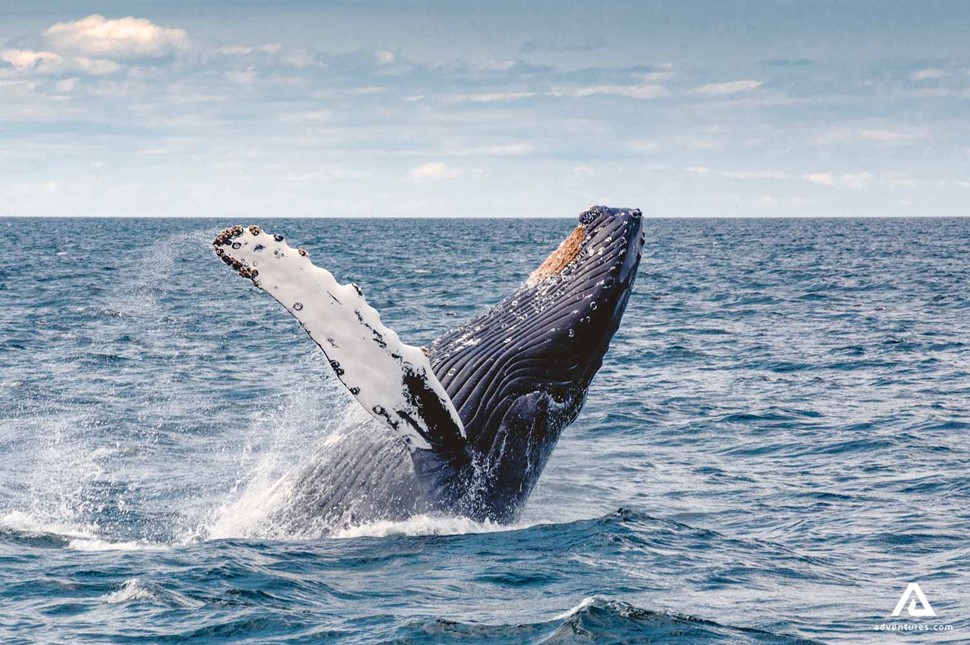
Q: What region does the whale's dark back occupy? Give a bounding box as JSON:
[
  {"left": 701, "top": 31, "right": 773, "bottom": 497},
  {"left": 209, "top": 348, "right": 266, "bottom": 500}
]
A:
[{"left": 426, "top": 206, "right": 645, "bottom": 520}]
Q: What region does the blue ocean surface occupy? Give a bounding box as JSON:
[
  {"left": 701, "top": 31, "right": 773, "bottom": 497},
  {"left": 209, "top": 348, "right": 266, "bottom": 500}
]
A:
[{"left": 0, "top": 217, "right": 967, "bottom": 643}]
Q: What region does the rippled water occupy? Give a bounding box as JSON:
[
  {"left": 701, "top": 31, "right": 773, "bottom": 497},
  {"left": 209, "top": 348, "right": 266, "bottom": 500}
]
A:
[{"left": 0, "top": 217, "right": 967, "bottom": 643}]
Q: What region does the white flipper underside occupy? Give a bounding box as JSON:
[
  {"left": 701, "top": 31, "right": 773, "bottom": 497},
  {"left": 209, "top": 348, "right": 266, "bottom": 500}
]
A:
[{"left": 214, "top": 225, "right": 464, "bottom": 452}]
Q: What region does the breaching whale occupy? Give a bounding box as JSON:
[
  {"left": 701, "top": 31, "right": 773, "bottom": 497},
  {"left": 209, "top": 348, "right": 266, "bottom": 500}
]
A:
[{"left": 213, "top": 205, "right": 643, "bottom": 529}]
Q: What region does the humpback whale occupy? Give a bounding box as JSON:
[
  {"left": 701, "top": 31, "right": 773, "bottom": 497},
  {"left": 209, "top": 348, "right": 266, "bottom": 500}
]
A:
[{"left": 213, "top": 205, "right": 643, "bottom": 529}]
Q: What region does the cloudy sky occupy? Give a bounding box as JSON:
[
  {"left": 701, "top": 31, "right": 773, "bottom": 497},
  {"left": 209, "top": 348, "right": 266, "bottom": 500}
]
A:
[{"left": 2, "top": 1, "right": 968, "bottom": 217}]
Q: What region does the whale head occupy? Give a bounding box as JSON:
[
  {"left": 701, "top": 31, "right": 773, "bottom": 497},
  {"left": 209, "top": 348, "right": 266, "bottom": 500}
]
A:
[{"left": 425, "top": 205, "right": 645, "bottom": 520}]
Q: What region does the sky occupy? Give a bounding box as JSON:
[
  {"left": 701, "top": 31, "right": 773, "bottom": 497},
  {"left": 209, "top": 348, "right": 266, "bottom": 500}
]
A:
[{"left": 1, "top": 0, "right": 968, "bottom": 217}]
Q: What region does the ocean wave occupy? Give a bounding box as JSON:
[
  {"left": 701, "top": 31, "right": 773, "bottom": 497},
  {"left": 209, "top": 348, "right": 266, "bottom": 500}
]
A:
[
  {"left": 0, "top": 511, "right": 168, "bottom": 552},
  {"left": 104, "top": 578, "right": 203, "bottom": 608},
  {"left": 390, "top": 596, "right": 818, "bottom": 644}
]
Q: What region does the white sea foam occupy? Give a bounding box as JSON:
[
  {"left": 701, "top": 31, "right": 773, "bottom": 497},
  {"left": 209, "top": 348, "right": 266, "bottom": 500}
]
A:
[
  {"left": 330, "top": 514, "right": 536, "bottom": 539},
  {"left": 104, "top": 578, "right": 203, "bottom": 607},
  {"left": 554, "top": 595, "right": 601, "bottom": 620},
  {"left": 0, "top": 510, "right": 97, "bottom": 540},
  {"left": 68, "top": 537, "right": 168, "bottom": 552},
  {"left": 0, "top": 511, "right": 169, "bottom": 552},
  {"left": 104, "top": 578, "right": 157, "bottom": 603}
]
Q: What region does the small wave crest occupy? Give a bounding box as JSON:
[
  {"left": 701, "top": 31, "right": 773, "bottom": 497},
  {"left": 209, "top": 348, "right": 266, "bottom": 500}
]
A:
[
  {"left": 103, "top": 578, "right": 202, "bottom": 608},
  {"left": 545, "top": 596, "right": 814, "bottom": 644},
  {"left": 0, "top": 511, "right": 168, "bottom": 552}
]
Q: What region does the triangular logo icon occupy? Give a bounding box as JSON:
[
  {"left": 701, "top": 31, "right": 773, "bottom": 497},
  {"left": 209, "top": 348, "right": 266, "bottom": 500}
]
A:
[{"left": 892, "top": 583, "right": 936, "bottom": 617}]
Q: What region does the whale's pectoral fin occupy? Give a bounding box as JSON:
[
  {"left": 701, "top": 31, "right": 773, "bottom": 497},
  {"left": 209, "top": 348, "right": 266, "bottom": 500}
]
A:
[{"left": 213, "top": 226, "right": 467, "bottom": 458}]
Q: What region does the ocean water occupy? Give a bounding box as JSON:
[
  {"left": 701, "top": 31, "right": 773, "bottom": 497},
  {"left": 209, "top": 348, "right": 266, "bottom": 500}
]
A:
[{"left": 0, "top": 216, "right": 967, "bottom": 643}]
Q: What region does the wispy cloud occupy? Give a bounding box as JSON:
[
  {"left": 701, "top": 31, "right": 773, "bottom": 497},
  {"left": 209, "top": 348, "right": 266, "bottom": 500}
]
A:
[
  {"left": 803, "top": 172, "right": 836, "bottom": 186},
  {"left": 841, "top": 172, "right": 873, "bottom": 189},
  {"left": 0, "top": 48, "right": 120, "bottom": 75},
  {"left": 859, "top": 129, "right": 927, "bottom": 143},
  {"left": 374, "top": 50, "right": 396, "bottom": 64},
  {"left": 445, "top": 91, "right": 538, "bottom": 103},
  {"left": 217, "top": 43, "right": 282, "bottom": 56},
  {"left": 457, "top": 143, "right": 534, "bottom": 156},
  {"left": 574, "top": 84, "right": 669, "bottom": 99},
  {"left": 409, "top": 162, "right": 465, "bottom": 181},
  {"left": 912, "top": 68, "right": 945, "bottom": 81},
  {"left": 720, "top": 170, "right": 788, "bottom": 180},
  {"left": 690, "top": 80, "right": 761, "bottom": 95}
]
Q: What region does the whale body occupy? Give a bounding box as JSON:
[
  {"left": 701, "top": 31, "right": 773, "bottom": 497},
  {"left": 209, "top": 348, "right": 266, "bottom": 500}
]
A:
[{"left": 213, "top": 206, "right": 644, "bottom": 530}]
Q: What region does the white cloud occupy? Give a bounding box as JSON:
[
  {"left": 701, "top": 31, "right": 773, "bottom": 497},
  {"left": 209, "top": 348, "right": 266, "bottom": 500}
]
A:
[
  {"left": 691, "top": 80, "right": 761, "bottom": 95},
  {"left": 0, "top": 48, "right": 119, "bottom": 76},
  {"left": 44, "top": 15, "right": 188, "bottom": 57},
  {"left": 1, "top": 49, "right": 63, "bottom": 70},
  {"left": 448, "top": 91, "right": 538, "bottom": 103},
  {"left": 721, "top": 170, "right": 788, "bottom": 180},
  {"left": 642, "top": 70, "right": 673, "bottom": 82},
  {"left": 217, "top": 43, "right": 283, "bottom": 56},
  {"left": 573, "top": 166, "right": 596, "bottom": 177},
  {"left": 409, "top": 162, "right": 465, "bottom": 181},
  {"left": 74, "top": 57, "right": 121, "bottom": 75},
  {"left": 819, "top": 127, "right": 927, "bottom": 145},
  {"left": 842, "top": 172, "right": 873, "bottom": 189},
  {"left": 54, "top": 78, "right": 78, "bottom": 93},
  {"left": 912, "top": 68, "right": 945, "bottom": 81},
  {"left": 803, "top": 171, "right": 877, "bottom": 188},
  {"left": 375, "top": 50, "right": 396, "bottom": 64},
  {"left": 575, "top": 84, "right": 669, "bottom": 99},
  {"left": 958, "top": 181, "right": 970, "bottom": 188},
  {"left": 803, "top": 172, "right": 836, "bottom": 186},
  {"left": 684, "top": 166, "right": 710, "bottom": 174}
]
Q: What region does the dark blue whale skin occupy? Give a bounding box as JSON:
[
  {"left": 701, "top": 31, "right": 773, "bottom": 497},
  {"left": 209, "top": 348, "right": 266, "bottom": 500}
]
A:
[{"left": 278, "top": 206, "right": 644, "bottom": 529}]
